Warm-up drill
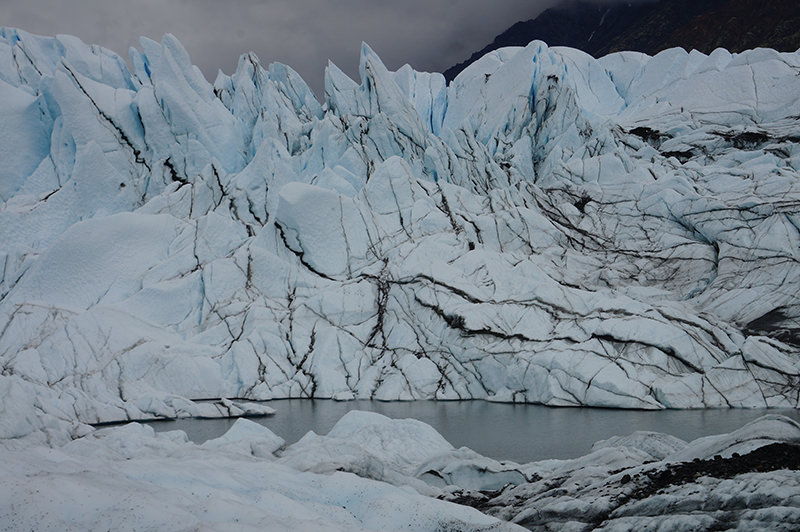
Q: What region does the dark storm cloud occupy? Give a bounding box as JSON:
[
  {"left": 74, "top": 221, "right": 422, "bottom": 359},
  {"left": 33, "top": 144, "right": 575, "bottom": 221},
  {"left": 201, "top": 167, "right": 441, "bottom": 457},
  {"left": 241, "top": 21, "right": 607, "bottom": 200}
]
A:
[{"left": 0, "top": 0, "right": 650, "bottom": 96}]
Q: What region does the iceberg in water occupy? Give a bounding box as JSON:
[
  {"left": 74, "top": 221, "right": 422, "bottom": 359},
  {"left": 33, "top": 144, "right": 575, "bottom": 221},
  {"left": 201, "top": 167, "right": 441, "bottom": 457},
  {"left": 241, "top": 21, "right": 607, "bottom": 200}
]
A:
[{"left": 0, "top": 28, "right": 799, "bottom": 445}]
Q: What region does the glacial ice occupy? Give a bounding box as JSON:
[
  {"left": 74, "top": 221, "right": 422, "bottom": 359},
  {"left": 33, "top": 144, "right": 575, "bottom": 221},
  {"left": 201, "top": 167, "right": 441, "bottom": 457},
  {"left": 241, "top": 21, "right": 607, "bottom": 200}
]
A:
[
  {"left": 0, "top": 418, "right": 524, "bottom": 532},
  {"left": 461, "top": 414, "right": 800, "bottom": 530},
  {"left": 2, "top": 410, "right": 797, "bottom": 531},
  {"left": 0, "top": 28, "right": 799, "bottom": 447}
]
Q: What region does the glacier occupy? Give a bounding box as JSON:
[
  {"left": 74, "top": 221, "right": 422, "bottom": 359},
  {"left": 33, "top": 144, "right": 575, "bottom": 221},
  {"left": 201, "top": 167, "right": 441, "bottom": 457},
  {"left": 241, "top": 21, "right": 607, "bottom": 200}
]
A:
[
  {"left": 0, "top": 29, "right": 799, "bottom": 448},
  {"left": 1, "top": 27, "right": 800, "bottom": 532}
]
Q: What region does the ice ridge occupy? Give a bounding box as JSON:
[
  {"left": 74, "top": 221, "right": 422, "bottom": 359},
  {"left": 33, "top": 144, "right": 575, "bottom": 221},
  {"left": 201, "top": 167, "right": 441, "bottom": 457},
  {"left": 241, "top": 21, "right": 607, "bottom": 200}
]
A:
[{"left": 1, "top": 28, "right": 799, "bottom": 444}]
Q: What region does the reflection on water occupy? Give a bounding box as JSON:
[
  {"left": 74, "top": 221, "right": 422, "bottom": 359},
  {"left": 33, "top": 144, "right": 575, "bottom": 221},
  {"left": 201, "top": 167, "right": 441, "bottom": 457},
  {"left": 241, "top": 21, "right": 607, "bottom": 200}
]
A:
[{"left": 149, "top": 400, "right": 800, "bottom": 464}]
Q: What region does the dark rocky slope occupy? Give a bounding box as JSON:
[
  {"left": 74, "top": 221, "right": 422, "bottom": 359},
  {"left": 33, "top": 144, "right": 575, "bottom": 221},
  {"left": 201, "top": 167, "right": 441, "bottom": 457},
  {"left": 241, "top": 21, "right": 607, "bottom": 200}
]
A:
[{"left": 445, "top": 0, "right": 800, "bottom": 82}]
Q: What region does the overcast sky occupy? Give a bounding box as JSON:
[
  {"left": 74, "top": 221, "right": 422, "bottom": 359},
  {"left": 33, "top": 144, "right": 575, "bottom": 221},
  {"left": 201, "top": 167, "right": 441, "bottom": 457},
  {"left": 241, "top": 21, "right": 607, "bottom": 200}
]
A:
[{"left": 1, "top": 0, "right": 631, "bottom": 96}]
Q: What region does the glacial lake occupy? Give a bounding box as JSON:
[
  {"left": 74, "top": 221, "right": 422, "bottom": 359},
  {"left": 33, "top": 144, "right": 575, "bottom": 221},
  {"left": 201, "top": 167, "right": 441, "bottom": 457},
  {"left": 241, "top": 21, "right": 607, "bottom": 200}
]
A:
[{"left": 150, "top": 400, "right": 800, "bottom": 464}]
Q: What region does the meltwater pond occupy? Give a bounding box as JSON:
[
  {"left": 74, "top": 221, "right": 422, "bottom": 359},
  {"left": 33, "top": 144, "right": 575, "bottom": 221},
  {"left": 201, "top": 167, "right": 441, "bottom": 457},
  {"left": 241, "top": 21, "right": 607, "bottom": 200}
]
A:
[{"left": 150, "top": 400, "right": 800, "bottom": 464}]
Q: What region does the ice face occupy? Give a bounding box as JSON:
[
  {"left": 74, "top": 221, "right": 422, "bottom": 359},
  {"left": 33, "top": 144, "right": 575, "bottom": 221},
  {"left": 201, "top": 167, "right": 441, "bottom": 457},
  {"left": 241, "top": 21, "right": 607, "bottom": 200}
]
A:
[{"left": 1, "top": 29, "right": 799, "bottom": 444}]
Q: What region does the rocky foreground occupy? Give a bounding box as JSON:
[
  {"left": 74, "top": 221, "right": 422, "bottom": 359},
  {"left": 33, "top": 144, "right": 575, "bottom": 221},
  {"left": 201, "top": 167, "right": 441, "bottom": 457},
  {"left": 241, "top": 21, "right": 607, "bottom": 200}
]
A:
[
  {"left": 444, "top": 416, "right": 800, "bottom": 531},
  {"left": 2, "top": 411, "right": 798, "bottom": 531}
]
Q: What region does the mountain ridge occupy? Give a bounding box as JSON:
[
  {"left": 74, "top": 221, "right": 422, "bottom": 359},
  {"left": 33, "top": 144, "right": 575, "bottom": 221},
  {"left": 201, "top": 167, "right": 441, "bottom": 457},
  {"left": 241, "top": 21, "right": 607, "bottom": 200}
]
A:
[{"left": 444, "top": 0, "right": 800, "bottom": 81}]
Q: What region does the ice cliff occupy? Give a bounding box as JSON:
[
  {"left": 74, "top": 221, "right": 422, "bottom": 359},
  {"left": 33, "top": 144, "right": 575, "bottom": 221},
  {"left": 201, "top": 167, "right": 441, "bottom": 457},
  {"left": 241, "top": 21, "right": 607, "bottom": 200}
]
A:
[{"left": 1, "top": 29, "right": 799, "bottom": 444}]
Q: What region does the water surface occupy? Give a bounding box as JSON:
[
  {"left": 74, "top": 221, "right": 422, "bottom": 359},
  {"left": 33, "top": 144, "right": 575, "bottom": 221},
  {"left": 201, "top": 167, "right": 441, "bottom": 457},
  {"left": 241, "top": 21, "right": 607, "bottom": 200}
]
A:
[{"left": 150, "top": 400, "right": 800, "bottom": 463}]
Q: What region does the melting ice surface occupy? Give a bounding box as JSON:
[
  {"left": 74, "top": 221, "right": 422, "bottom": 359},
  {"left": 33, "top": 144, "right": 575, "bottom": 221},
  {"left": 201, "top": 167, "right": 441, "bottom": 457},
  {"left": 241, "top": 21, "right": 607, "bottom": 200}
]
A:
[{"left": 149, "top": 400, "right": 800, "bottom": 463}]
